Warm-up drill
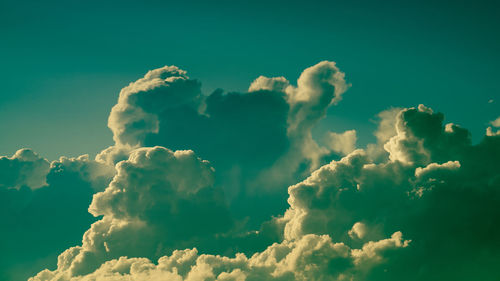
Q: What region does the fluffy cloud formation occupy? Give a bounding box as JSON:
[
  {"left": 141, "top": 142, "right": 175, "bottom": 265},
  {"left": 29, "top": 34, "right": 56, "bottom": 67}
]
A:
[
  {"left": 0, "top": 149, "right": 50, "bottom": 190},
  {"left": 32, "top": 232, "right": 408, "bottom": 281},
  {"left": 324, "top": 130, "right": 357, "bottom": 156},
  {"left": 30, "top": 146, "right": 234, "bottom": 279},
  {"left": 282, "top": 105, "right": 500, "bottom": 280},
  {"left": 108, "top": 66, "right": 203, "bottom": 146},
  {"left": 31, "top": 103, "right": 500, "bottom": 281},
  {"left": 3, "top": 61, "right": 499, "bottom": 281},
  {"left": 101, "top": 62, "right": 350, "bottom": 229},
  {"left": 4, "top": 62, "right": 350, "bottom": 280},
  {"left": 0, "top": 152, "right": 114, "bottom": 280}
]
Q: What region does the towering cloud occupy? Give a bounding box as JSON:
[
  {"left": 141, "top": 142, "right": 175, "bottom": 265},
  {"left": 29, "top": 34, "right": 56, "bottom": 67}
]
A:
[
  {"left": 30, "top": 103, "right": 500, "bottom": 280},
  {"left": 3, "top": 61, "right": 500, "bottom": 281},
  {"left": 33, "top": 101, "right": 500, "bottom": 280},
  {"left": 282, "top": 105, "right": 500, "bottom": 280},
  {"left": 100, "top": 61, "right": 350, "bottom": 228},
  {"left": 30, "top": 147, "right": 234, "bottom": 279},
  {"left": 108, "top": 66, "right": 204, "bottom": 147}
]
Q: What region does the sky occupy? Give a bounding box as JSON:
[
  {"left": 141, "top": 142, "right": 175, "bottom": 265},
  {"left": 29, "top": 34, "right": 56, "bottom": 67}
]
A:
[
  {"left": 1, "top": 1, "right": 500, "bottom": 281},
  {"left": 1, "top": 0, "right": 499, "bottom": 160}
]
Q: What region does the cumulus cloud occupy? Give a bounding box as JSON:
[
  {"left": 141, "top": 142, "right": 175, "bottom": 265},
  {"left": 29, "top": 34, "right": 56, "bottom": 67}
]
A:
[
  {"left": 29, "top": 146, "right": 234, "bottom": 279},
  {"left": 108, "top": 66, "right": 203, "bottom": 146},
  {"left": 104, "top": 62, "right": 348, "bottom": 179},
  {"left": 383, "top": 104, "right": 471, "bottom": 165},
  {"left": 0, "top": 148, "right": 50, "bottom": 190},
  {"left": 31, "top": 98, "right": 500, "bottom": 281},
  {"left": 31, "top": 231, "right": 409, "bottom": 281},
  {"left": 324, "top": 130, "right": 357, "bottom": 156},
  {"left": 3, "top": 61, "right": 500, "bottom": 281},
  {"left": 0, "top": 152, "right": 115, "bottom": 280},
  {"left": 280, "top": 105, "right": 500, "bottom": 280},
  {"left": 248, "top": 76, "right": 290, "bottom": 93},
  {"left": 99, "top": 61, "right": 350, "bottom": 230},
  {"left": 366, "top": 107, "right": 402, "bottom": 162},
  {"left": 3, "top": 61, "right": 353, "bottom": 280}
]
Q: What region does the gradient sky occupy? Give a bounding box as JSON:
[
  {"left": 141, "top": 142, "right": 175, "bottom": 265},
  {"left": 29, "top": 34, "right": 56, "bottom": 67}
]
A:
[{"left": 1, "top": 0, "right": 499, "bottom": 160}]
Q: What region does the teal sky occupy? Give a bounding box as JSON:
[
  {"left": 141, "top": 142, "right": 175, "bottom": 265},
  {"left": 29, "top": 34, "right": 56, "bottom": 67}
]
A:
[{"left": 1, "top": 0, "right": 499, "bottom": 160}]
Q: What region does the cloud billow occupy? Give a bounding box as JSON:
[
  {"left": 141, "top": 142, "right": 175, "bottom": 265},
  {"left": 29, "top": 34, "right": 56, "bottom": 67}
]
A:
[
  {"left": 101, "top": 61, "right": 350, "bottom": 228},
  {"left": 0, "top": 151, "right": 114, "bottom": 280},
  {"left": 2, "top": 61, "right": 500, "bottom": 281},
  {"left": 33, "top": 102, "right": 500, "bottom": 280}
]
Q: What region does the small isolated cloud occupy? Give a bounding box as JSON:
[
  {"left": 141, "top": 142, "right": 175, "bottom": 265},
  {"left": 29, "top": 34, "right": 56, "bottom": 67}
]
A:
[{"left": 29, "top": 146, "right": 234, "bottom": 279}]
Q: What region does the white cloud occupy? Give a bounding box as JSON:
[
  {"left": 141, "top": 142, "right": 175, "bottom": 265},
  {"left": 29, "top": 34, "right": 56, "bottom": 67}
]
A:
[
  {"left": 31, "top": 231, "right": 409, "bottom": 281},
  {"left": 325, "top": 130, "right": 357, "bottom": 156},
  {"left": 0, "top": 148, "right": 50, "bottom": 190},
  {"left": 248, "top": 76, "right": 290, "bottom": 93},
  {"left": 31, "top": 146, "right": 234, "bottom": 278},
  {"left": 108, "top": 66, "right": 203, "bottom": 146},
  {"left": 490, "top": 116, "right": 500, "bottom": 127},
  {"left": 348, "top": 222, "right": 367, "bottom": 239},
  {"left": 20, "top": 60, "right": 500, "bottom": 281}
]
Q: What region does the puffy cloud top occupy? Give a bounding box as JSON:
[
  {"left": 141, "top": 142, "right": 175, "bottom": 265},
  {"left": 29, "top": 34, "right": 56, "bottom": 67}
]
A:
[
  {"left": 0, "top": 148, "right": 50, "bottom": 190},
  {"left": 108, "top": 66, "right": 202, "bottom": 146},
  {"left": 31, "top": 146, "right": 233, "bottom": 279},
  {"left": 3, "top": 61, "right": 498, "bottom": 281},
  {"left": 100, "top": 61, "right": 351, "bottom": 232}
]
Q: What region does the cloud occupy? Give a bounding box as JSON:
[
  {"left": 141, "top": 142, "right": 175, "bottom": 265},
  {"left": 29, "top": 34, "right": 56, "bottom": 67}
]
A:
[
  {"left": 3, "top": 61, "right": 353, "bottom": 280},
  {"left": 280, "top": 105, "right": 500, "bottom": 280},
  {"left": 365, "top": 107, "right": 401, "bottom": 162},
  {"left": 105, "top": 61, "right": 348, "bottom": 175},
  {"left": 99, "top": 61, "right": 350, "bottom": 230},
  {"left": 0, "top": 152, "right": 115, "bottom": 280},
  {"left": 324, "top": 130, "right": 357, "bottom": 156},
  {"left": 31, "top": 231, "right": 409, "bottom": 281},
  {"left": 108, "top": 66, "right": 203, "bottom": 147},
  {"left": 383, "top": 104, "right": 471, "bottom": 165},
  {"left": 0, "top": 148, "right": 50, "bottom": 190},
  {"left": 248, "top": 76, "right": 290, "bottom": 93},
  {"left": 29, "top": 146, "right": 234, "bottom": 278},
  {"left": 0, "top": 61, "right": 496, "bottom": 281},
  {"left": 32, "top": 100, "right": 500, "bottom": 281}
]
